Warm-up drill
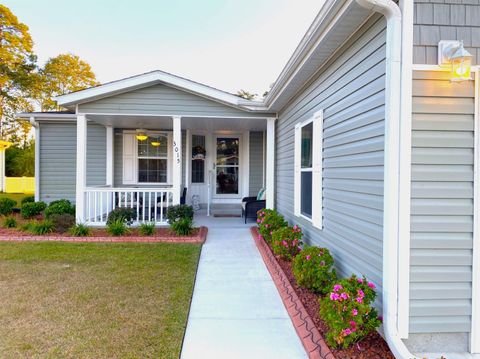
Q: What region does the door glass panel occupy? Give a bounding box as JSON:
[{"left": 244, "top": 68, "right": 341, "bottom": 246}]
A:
[
  {"left": 216, "top": 167, "right": 238, "bottom": 194},
  {"left": 216, "top": 137, "right": 239, "bottom": 195}
]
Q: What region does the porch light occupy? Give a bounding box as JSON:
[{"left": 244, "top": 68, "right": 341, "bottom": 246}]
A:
[
  {"left": 438, "top": 40, "right": 473, "bottom": 82},
  {"left": 136, "top": 129, "right": 148, "bottom": 141}
]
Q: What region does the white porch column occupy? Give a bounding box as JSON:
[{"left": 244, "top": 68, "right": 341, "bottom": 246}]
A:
[
  {"left": 172, "top": 116, "right": 182, "bottom": 205},
  {"left": 266, "top": 117, "right": 276, "bottom": 209},
  {"left": 106, "top": 125, "right": 114, "bottom": 186},
  {"left": 76, "top": 114, "right": 87, "bottom": 223}
]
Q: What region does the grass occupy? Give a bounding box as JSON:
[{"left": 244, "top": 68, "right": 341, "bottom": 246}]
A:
[
  {"left": 0, "top": 192, "right": 30, "bottom": 205},
  {"left": 0, "top": 242, "right": 201, "bottom": 358}
]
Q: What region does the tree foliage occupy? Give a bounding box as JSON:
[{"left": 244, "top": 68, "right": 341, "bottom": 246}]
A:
[
  {"left": 236, "top": 89, "right": 257, "bottom": 100},
  {"left": 5, "top": 141, "right": 34, "bottom": 177},
  {"left": 36, "top": 53, "right": 99, "bottom": 111}
]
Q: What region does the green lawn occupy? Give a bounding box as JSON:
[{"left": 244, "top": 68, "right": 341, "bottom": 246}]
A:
[
  {"left": 0, "top": 192, "right": 30, "bottom": 205},
  {"left": 0, "top": 242, "right": 201, "bottom": 358}
]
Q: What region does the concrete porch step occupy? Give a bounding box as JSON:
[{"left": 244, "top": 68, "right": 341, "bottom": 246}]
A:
[{"left": 211, "top": 203, "right": 242, "bottom": 217}]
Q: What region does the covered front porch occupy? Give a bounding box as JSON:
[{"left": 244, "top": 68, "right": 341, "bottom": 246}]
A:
[{"left": 76, "top": 113, "right": 276, "bottom": 225}]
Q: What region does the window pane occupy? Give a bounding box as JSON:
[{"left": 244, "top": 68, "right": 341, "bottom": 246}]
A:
[
  {"left": 301, "top": 122, "right": 313, "bottom": 168},
  {"left": 138, "top": 135, "right": 168, "bottom": 158},
  {"left": 138, "top": 159, "right": 167, "bottom": 183},
  {"left": 192, "top": 135, "right": 206, "bottom": 183},
  {"left": 216, "top": 167, "right": 238, "bottom": 194},
  {"left": 301, "top": 171, "right": 312, "bottom": 218},
  {"left": 216, "top": 138, "right": 239, "bottom": 166}
]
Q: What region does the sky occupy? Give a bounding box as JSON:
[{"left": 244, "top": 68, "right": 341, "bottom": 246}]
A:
[{"left": 4, "top": 0, "right": 325, "bottom": 96}]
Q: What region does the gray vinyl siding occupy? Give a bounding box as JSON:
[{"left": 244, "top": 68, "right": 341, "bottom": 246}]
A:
[
  {"left": 409, "top": 70, "right": 475, "bottom": 334},
  {"left": 275, "top": 14, "right": 386, "bottom": 305},
  {"left": 39, "top": 122, "right": 106, "bottom": 203},
  {"left": 414, "top": 0, "right": 480, "bottom": 65},
  {"left": 78, "top": 83, "right": 265, "bottom": 118},
  {"left": 249, "top": 131, "right": 264, "bottom": 196}
]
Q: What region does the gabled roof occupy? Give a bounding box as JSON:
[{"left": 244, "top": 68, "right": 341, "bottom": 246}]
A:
[{"left": 55, "top": 70, "right": 269, "bottom": 112}]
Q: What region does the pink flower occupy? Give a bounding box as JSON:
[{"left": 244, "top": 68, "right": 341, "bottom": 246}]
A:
[
  {"left": 265, "top": 224, "right": 269, "bottom": 228},
  {"left": 319, "top": 261, "right": 325, "bottom": 266},
  {"left": 340, "top": 292, "right": 349, "bottom": 300},
  {"left": 357, "top": 289, "right": 364, "bottom": 298},
  {"left": 368, "top": 281, "right": 376, "bottom": 289},
  {"left": 333, "top": 284, "right": 343, "bottom": 292},
  {"left": 306, "top": 255, "right": 311, "bottom": 261},
  {"left": 270, "top": 231, "right": 273, "bottom": 235},
  {"left": 352, "top": 309, "right": 358, "bottom": 316},
  {"left": 350, "top": 320, "right": 356, "bottom": 328},
  {"left": 356, "top": 297, "right": 363, "bottom": 303},
  {"left": 357, "top": 278, "right": 363, "bottom": 284},
  {"left": 257, "top": 219, "right": 261, "bottom": 223},
  {"left": 330, "top": 293, "right": 340, "bottom": 301},
  {"left": 282, "top": 240, "right": 287, "bottom": 247},
  {"left": 343, "top": 328, "right": 352, "bottom": 336}
]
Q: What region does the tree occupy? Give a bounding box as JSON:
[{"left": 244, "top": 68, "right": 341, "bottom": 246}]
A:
[
  {"left": 36, "top": 53, "right": 99, "bottom": 111},
  {"left": 0, "top": 5, "right": 37, "bottom": 143},
  {"left": 5, "top": 140, "right": 34, "bottom": 177},
  {"left": 236, "top": 89, "right": 257, "bottom": 101}
]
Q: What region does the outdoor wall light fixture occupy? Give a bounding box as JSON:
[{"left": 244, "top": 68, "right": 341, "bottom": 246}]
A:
[
  {"left": 438, "top": 40, "right": 473, "bottom": 82},
  {"left": 135, "top": 129, "right": 148, "bottom": 141}
]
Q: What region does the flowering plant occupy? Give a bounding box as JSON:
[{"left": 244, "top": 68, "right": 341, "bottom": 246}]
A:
[
  {"left": 319, "top": 275, "right": 381, "bottom": 349},
  {"left": 257, "top": 209, "right": 287, "bottom": 244},
  {"left": 292, "top": 246, "right": 336, "bottom": 294},
  {"left": 271, "top": 225, "right": 303, "bottom": 260}
]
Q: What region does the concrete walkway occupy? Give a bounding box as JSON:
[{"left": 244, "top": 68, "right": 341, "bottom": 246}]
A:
[{"left": 181, "top": 215, "right": 308, "bottom": 359}]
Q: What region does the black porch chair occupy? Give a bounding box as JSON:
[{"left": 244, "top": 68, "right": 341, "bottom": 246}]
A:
[{"left": 241, "top": 196, "right": 266, "bottom": 224}]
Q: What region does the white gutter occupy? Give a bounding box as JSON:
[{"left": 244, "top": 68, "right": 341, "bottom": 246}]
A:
[
  {"left": 29, "top": 117, "right": 41, "bottom": 202},
  {"left": 354, "top": 1, "right": 413, "bottom": 358}
]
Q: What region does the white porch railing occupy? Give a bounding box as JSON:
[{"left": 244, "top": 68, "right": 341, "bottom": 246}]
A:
[{"left": 84, "top": 187, "right": 174, "bottom": 226}]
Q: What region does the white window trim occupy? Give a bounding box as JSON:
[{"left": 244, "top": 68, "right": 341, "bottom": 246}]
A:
[
  {"left": 123, "top": 130, "right": 172, "bottom": 185},
  {"left": 294, "top": 110, "right": 323, "bottom": 229}
]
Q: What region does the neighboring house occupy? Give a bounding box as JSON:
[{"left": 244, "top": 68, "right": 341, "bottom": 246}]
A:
[{"left": 17, "top": 0, "right": 480, "bottom": 357}]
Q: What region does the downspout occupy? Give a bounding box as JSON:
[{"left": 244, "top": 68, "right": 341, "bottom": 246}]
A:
[
  {"left": 354, "top": 1, "right": 413, "bottom": 358},
  {"left": 29, "top": 117, "right": 41, "bottom": 202}
]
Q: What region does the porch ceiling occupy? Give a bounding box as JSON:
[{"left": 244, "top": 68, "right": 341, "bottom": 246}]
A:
[{"left": 87, "top": 114, "right": 267, "bottom": 131}]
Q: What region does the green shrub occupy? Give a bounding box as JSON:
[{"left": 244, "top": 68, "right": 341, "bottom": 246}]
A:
[
  {"left": 170, "top": 217, "right": 193, "bottom": 236},
  {"left": 166, "top": 205, "right": 194, "bottom": 224},
  {"left": 21, "top": 195, "right": 35, "bottom": 205},
  {"left": 271, "top": 225, "right": 303, "bottom": 260},
  {"left": 0, "top": 198, "right": 17, "bottom": 216},
  {"left": 292, "top": 246, "right": 336, "bottom": 294},
  {"left": 319, "top": 275, "right": 382, "bottom": 349},
  {"left": 139, "top": 222, "right": 156, "bottom": 236},
  {"left": 257, "top": 209, "right": 287, "bottom": 244},
  {"left": 49, "top": 213, "right": 75, "bottom": 233},
  {"left": 107, "top": 219, "right": 129, "bottom": 236},
  {"left": 107, "top": 207, "right": 136, "bottom": 226},
  {"left": 23, "top": 219, "right": 55, "bottom": 235},
  {"left": 21, "top": 201, "right": 47, "bottom": 218},
  {"left": 69, "top": 223, "right": 91, "bottom": 237},
  {"left": 45, "top": 199, "right": 75, "bottom": 218},
  {"left": 20, "top": 221, "right": 34, "bottom": 232},
  {"left": 2, "top": 216, "right": 17, "bottom": 228}
]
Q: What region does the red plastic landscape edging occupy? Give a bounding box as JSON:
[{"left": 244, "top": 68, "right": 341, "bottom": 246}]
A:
[
  {"left": 0, "top": 226, "right": 208, "bottom": 244},
  {"left": 250, "top": 226, "right": 336, "bottom": 359}
]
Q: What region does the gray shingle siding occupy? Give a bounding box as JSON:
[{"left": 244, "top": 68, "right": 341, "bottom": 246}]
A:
[
  {"left": 414, "top": 0, "right": 480, "bottom": 64},
  {"left": 39, "top": 122, "right": 106, "bottom": 203},
  {"left": 409, "top": 70, "right": 474, "bottom": 336},
  {"left": 77, "top": 83, "right": 264, "bottom": 118},
  {"left": 275, "top": 15, "right": 386, "bottom": 305},
  {"left": 249, "top": 131, "right": 264, "bottom": 196}
]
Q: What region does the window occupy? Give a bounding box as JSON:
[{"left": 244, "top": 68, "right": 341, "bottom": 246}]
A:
[
  {"left": 294, "top": 110, "right": 323, "bottom": 229},
  {"left": 191, "top": 135, "right": 206, "bottom": 183},
  {"left": 138, "top": 134, "right": 168, "bottom": 183}
]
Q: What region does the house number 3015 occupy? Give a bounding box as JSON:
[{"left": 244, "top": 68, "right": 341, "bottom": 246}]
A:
[{"left": 173, "top": 141, "right": 180, "bottom": 164}]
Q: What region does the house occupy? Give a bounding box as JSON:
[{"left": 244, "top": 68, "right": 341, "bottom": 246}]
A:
[{"left": 17, "top": 0, "right": 480, "bottom": 357}]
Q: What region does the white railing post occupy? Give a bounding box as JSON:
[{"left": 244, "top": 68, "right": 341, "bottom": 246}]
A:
[
  {"left": 76, "top": 114, "right": 87, "bottom": 223},
  {"left": 266, "top": 117, "right": 276, "bottom": 209},
  {"left": 172, "top": 116, "right": 182, "bottom": 205}
]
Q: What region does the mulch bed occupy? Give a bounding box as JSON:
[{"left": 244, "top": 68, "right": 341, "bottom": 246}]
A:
[
  {"left": 0, "top": 226, "right": 207, "bottom": 244},
  {"left": 251, "top": 227, "right": 394, "bottom": 359}
]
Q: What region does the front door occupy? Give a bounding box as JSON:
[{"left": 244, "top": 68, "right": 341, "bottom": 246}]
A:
[{"left": 214, "top": 135, "right": 241, "bottom": 198}]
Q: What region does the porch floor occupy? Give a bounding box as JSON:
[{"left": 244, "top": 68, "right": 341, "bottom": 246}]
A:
[{"left": 181, "top": 212, "right": 307, "bottom": 359}]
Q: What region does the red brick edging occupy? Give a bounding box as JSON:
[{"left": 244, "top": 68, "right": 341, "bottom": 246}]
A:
[
  {"left": 0, "top": 226, "right": 208, "bottom": 244},
  {"left": 250, "top": 226, "right": 335, "bottom": 359}
]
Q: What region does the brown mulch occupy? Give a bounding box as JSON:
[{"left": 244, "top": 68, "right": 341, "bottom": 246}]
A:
[{"left": 275, "top": 256, "right": 394, "bottom": 359}]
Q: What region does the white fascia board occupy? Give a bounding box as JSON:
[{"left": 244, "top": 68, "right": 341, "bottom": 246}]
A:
[
  {"left": 54, "top": 70, "right": 261, "bottom": 111},
  {"left": 16, "top": 113, "right": 76, "bottom": 120}
]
